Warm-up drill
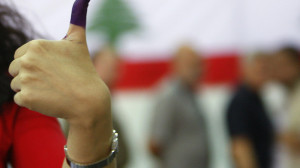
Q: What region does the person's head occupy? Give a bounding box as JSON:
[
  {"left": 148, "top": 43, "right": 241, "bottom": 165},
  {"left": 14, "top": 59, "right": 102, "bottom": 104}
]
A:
[
  {"left": 0, "top": 4, "right": 32, "bottom": 107},
  {"left": 172, "top": 45, "right": 203, "bottom": 88},
  {"left": 273, "top": 47, "right": 300, "bottom": 89},
  {"left": 242, "top": 52, "right": 271, "bottom": 90},
  {"left": 92, "top": 46, "right": 120, "bottom": 88}
]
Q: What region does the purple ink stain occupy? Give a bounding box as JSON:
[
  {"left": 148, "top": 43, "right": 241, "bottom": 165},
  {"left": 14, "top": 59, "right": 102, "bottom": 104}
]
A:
[{"left": 70, "top": 0, "right": 90, "bottom": 28}]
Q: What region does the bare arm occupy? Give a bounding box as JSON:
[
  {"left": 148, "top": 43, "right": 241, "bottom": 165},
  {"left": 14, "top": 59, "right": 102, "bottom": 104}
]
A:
[
  {"left": 231, "top": 136, "right": 257, "bottom": 168},
  {"left": 280, "top": 132, "right": 300, "bottom": 155},
  {"left": 9, "top": 0, "right": 116, "bottom": 167},
  {"left": 148, "top": 139, "right": 162, "bottom": 157},
  {"left": 61, "top": 86, "right": 116, "bottom": 168}
]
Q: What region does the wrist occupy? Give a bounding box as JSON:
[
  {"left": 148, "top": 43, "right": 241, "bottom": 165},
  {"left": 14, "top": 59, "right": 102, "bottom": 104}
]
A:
[
  {"left": 68, "top": 106, "right": 111, "bottom": 131},
  {"left": 66, "top": 122, "right": 113, "bottom": 164},
  {"left": 64, "top": 79, "right": 113, "bottom": 164},
  {"left": 66, "top": 108, "right": 113, "bottom": 164},
  {"left": 69, "top": 84, "right": 111, "bottom": 128},
  {"left": 67, "top": 78, "right": 111, "bottom": 126},
  {"left": 64, "top": 130, "right": 118, "bottom": 168}
]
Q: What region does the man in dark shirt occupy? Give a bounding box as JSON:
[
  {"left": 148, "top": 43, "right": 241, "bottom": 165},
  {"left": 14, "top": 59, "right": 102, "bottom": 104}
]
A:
[{"left": 227, "top": 53, "right": 274, "bottom": 168}]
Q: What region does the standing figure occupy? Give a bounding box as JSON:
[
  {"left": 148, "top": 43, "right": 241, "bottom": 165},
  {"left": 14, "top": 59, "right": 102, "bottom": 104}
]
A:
[
  {"left": 273, "top": 47, "right": 300, "bottom": 168},
  {"left": 149, "top": 45, "right": 209, "bottom": 168},
  {"left": 226, "top": 53, "right": 274, "bottom": 168}
]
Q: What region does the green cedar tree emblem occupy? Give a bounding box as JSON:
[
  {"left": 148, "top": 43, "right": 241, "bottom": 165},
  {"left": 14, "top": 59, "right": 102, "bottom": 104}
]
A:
[{"left": 89, "top": 0, "right": 139, "bottom": 47}]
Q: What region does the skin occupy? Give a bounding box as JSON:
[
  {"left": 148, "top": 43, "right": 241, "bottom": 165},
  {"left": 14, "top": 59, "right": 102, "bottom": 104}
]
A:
[
  {"left": 8, "top": 14, "right": 116, "bottom": 168},
  {"left": 242, "top": 55, "right": 271, "bottom": 91},
  {"left": 231, "top": 55, "right": 270, "bottom": 168},
  {"left": 272, "top": 52, "right": 300, "bottom": 90},
  {"left": 93, "top": 48, "right": 131, "bottom": 168},
  {"left": 272, "top": 52, "right": 300, "bottom": 155},
  {"left": 172, "top": 46, "right": 203, "bottom": 88},
  {"left": 231, "top": 137, "right": 258, "bottom": 168},
  {"left": 280, "top": 133, "right": 300, "bottom": 155},
  {"left": 149, "top": 140, "right": 162, "bottom": 157}
]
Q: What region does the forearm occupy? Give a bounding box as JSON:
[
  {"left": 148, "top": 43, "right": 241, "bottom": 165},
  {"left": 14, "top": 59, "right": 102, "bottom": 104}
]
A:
[
  {"left": 233, "top": 152, "right": 256, "bottom": 168},
  {"left": 232, "top": 138, "right": 257, "bottom": 168},
  {"left": 62, "top": 99, "right": 116, "bottom": 168},
  {"left": 149, "top": 139, "right": 162, "bottom": 157},
  {"left": 282, "top": 132, "right": 300, "bottom": 154},
  {"left": 8, "top": 0, "right": 118, "bottom": 166}
]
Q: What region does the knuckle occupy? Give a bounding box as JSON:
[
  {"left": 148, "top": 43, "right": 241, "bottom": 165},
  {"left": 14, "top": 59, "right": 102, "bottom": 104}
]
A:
[
  {"left": 14, "top": 48, "right": 22, "bottom": 59},
  {"left": 19, "top": 58, "right": 30, "bottom": 68},
  {"left": 19, "top": 57, "right": 35, "bottom": 69},
  {"left": 10, "top": 78, "right": 17, "bottom": 91},
  {"left": 19, "top": 74, "right": 30, "bottom": 85},
  {"left": 28, "top": 40, "right": 51, "bottom": 58},
  {"left": 30, "top": 39, "right": 42, "bottom": 46},
  {"left": 30, "top": 39, "right": 48, "bottom": 49},
  {"left": 8, "top": 60, "right": 16, "bottom": 76},
  {"left": 14, "top": 94, "right": 22, "bottom": 106},
  {"left": 29, "top": 40, "right": 44, "bottom": 52},
  {"left": 14, "top": 41, "right": 29, "bottom": 59},
  {"left": 21, "top": 91, "right": 33, "bottom": 108}
]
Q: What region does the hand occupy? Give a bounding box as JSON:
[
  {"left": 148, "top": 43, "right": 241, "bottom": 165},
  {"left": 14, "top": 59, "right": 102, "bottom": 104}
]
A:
[
  {"left": 9, "top": 0, "right": 115, "bottom": 166},
  {"left": 8, "top": 1, "right": 110, "bottom": 126}
]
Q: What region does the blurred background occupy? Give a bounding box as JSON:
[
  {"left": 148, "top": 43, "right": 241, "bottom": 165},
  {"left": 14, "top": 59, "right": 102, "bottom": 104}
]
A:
[{"left": 9, "top": 0, "right": 300, "bottom": 168}]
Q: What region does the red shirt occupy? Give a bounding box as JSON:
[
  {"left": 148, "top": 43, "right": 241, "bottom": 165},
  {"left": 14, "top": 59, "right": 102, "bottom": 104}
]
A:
[{"left": 0, "top": 102, "right": 66, "bottom": 168}]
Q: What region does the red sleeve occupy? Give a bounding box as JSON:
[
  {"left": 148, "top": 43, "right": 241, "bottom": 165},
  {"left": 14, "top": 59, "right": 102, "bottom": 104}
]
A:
[{"left": 11, "top": 107, "right": 66, "bottom": 168}]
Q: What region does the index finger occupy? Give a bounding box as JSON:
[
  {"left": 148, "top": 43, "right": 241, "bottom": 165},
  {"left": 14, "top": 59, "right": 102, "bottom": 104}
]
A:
[
  {"left": 14, "top": 42, "right": 29, "bottom": 59},
  {"left": 9, "top": 58, "right": 20, "bottom": 77}
]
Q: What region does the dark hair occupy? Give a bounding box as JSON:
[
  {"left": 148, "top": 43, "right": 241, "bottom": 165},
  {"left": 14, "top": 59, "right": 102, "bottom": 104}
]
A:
[
  {"left": 277, "top": 46, "right": 300, "bottom": 64},
  {"left": 0, "top": 4, "right": 33, "bottom": 109}
]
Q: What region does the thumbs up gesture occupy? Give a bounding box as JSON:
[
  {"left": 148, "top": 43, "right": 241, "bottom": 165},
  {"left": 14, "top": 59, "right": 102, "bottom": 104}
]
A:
[
  {"left": 9, "top": 0, "right": 108, "bottom": 123},
  {"left": 9, "top": 0, "right": 115, "bottom": 166}
]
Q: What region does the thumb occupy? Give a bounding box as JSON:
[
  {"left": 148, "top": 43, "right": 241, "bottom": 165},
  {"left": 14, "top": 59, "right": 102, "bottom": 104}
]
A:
[{"left": 64, "top": 0, "right": 90, "bottom": 43}]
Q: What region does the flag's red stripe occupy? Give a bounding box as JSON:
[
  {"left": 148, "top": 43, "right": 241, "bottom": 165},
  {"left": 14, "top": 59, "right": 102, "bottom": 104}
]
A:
[{"left": 115, "top": 53, "right": 240, "bottom": 90}]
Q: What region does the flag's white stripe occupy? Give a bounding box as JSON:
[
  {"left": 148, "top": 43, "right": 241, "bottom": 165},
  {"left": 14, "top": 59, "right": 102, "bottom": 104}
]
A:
[{"left": 12, "top": 0, "right": 300, "bottom": 60}]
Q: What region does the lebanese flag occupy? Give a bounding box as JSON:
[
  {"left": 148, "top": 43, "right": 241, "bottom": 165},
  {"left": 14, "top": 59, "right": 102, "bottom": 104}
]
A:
[{"left": 12, "top": 0, "right": 300, "bottom": 90}]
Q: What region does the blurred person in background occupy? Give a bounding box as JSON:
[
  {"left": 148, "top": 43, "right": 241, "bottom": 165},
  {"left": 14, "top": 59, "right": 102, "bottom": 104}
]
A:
[
  {"left": 273, "top": 47, "right": 300, "bottom": 168},
  {"left": 226, "top": 52, "right": 275, "bottom": 168},
  {"left": 93, "top": 47, "right": 120, "bottom": 89},
  {"left": 148, "top": 45, "right": 209, "bottom": 168},
  {"left": 93, "top": 46, "right": 129, "bottom": 168}
]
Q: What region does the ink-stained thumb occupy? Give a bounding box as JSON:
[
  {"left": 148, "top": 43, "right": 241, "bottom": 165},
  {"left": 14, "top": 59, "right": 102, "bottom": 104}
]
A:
[{"left": 64, "top": 0, "right": 90, "bottom": 43}]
